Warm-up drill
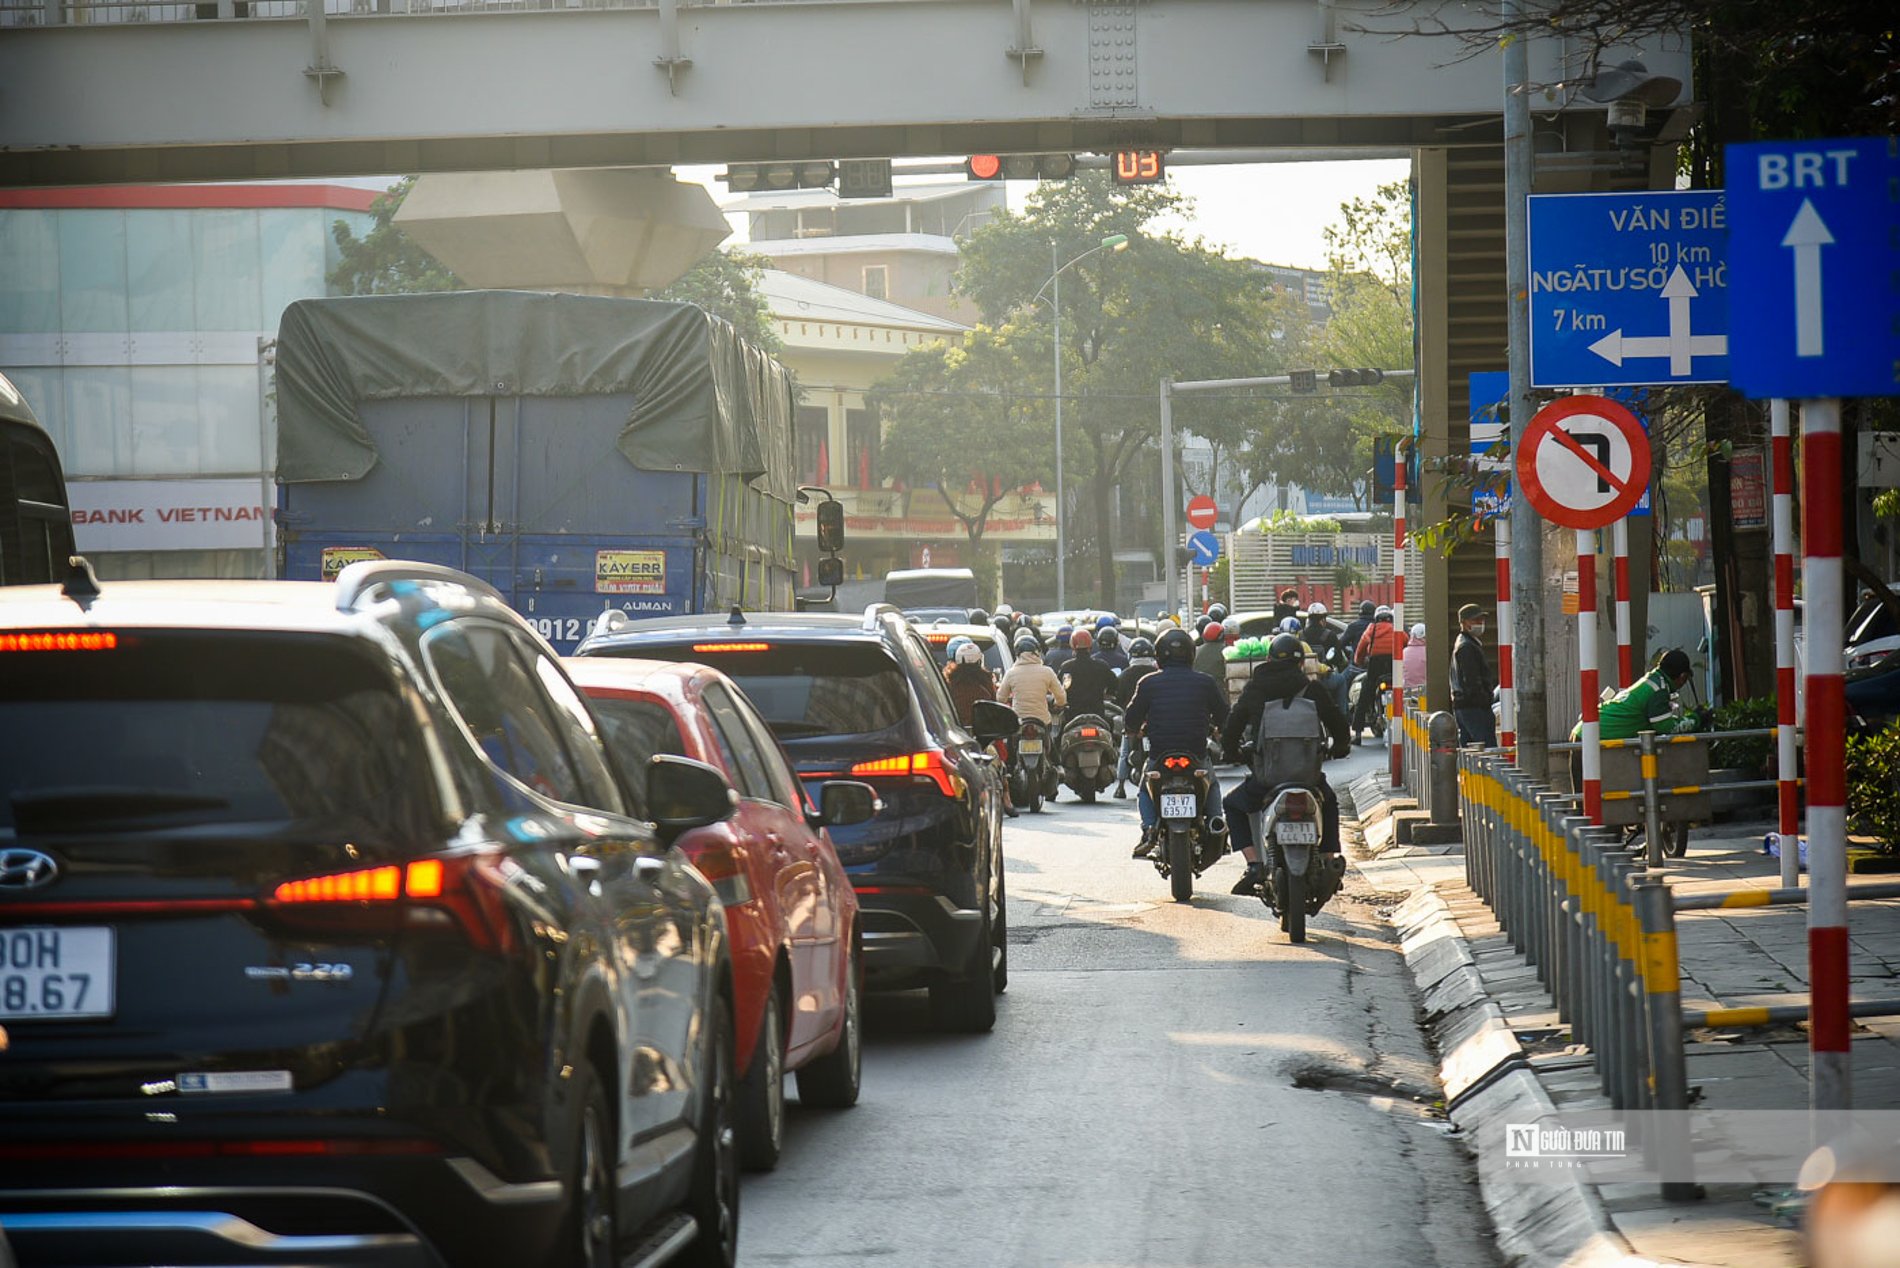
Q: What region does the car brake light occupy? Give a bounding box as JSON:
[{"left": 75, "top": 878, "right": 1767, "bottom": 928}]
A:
[
  {"left": 850, "top": 750, "right": 964, "bottom": 798},
  {"left": 691, "top": 642, "right": 770, "bottom": 653},
  {"left": 0, "top": 631, "right": 119, "bottom": 653},
  {"left": 265, "top": 854, "right": 514, "bottom": 952}
]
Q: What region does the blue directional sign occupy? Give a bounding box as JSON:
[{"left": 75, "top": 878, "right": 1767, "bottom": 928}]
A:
[
  {"left": 1187, "top": 530, "right": 1221, "bottom": 566},
  {"left": 1527, "top": 191, "right": 1730, "bottom": 389},
  {"left": 1470, "top": 372, "right": 1649, "bottom": 516},
  {"left": 1725, "top": 137, "right": 1900, "bottom": 400}
]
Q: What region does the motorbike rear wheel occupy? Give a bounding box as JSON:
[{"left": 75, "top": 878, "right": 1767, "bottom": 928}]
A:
[
  {"left": 1283, "top": 866, "right": 1307, "bottom": 943},
  {"left": 1167, "top": 828, "right": 1194, "bottom": 903},
  {"left": 1077, "top": 783, "right": 1097, "bottom": 804}
]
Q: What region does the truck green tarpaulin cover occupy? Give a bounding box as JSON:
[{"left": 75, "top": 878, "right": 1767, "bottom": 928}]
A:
[{"left": 274, "top": 291, "right": 797, "bottom": 502}]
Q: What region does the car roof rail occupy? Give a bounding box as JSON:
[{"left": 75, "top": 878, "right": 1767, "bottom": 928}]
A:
[
  {"left": 589, "top": 608, "right": 632, "bottom": 640},
  {"left": 333, "top": 560, "right": 507, "bottom": 614},
  {"left": 861, "top": 602, "right": 902, "bottom": 630}
]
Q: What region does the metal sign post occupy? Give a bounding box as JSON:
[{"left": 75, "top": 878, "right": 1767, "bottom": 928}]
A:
[
  {"left": 1391, "top": 439, "right": 1407, "bottom": 789},
  {"left": 1612, "top": 518, "right": 1633, "bottom": 688},
  {"left": 1577, "top": 527, "right": 1602, "bottom": 822},
  {"left": 1772, "top": 398, "right": 1801, "bottom": 889},
  {"left": 1470, "top": 373, "right": 1515, "bottom": 751}
]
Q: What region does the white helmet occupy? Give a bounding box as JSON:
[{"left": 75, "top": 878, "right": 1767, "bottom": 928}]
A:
[
  {"left": 956, "top": 641, "right": 984, "bottom": 665},
  {"left": 1307, "top": 601, "right": 1328, "bottom": 617},
  {"left": 1411, "top": 622, "right": 1427, "bottom": 641},
  {"left": 1374, "top": 604, "right": 1393, "bottom": 620},
  {"left": 995, "top": 603, "right": 1014, "bottom": 617}
]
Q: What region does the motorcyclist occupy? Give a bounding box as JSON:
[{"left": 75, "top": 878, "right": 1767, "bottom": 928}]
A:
[
  {"left": 1303, "top": 602, "right": 1351, "bottom": 710},
  {"left": 1351, "top": 606, "right": 1409, "bottom": 741},
  {"left": 1124, "top": 627, "right": 1231, "bottom": 858},
  {"left": 1206, "top": 603, "right": 1229, "bottom": 625},
  {"left": 1045, "top": 625, "right": 1076, "bottom": 674},
  {"left": 1220, "top": 633, "right": 1352, "bottom": 896},
  {"left": 1271, "top": 588, "right": 1302, "bottom": 624},
  {"left": 998, "top": 630, "right": 1066, "bottom": 731},
  {"left": 1193, "top": 620, "right": 1228, "bottom": 679},
  {"left": 1112, "top": 636, "right": 1160, "bottom": 798},
  {"left": 947, "top": 639, "right": 1015, "bottom": 817},
  {"left": 1568, "top": 647, "right": 1701, "bottom": 790},
  {"left": 1096, "top": 624, "right": 1130, "bottom": 672},
  {"left": 1341, "top": 600, "right": 1377, "bottom": 661},
  {"left": 1059, "top": 628, "right": 1117, "bottom": 727}
]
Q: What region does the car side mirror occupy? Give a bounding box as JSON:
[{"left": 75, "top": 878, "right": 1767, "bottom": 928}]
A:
[
  {"left": 646, "top": 755, "right": 738, "bottom": 844},
  {"left": 810, "top": 780, "right": 880, "bottom": 830},
  {"left": 970, "top": 698, "right": 1020, "bottom": 744}
]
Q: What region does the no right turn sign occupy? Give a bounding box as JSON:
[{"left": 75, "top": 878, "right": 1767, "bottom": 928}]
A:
[{"left": 1516, "top": 396, "right": 1652, "bottom": 530}]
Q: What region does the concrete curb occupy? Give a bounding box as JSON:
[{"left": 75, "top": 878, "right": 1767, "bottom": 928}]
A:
[{"left": 1347, "top": 789, "right": 1697, "bottom": 1268}]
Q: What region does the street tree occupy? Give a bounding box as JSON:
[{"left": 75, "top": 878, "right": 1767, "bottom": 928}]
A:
[
  {"left": 955, "top": 173, "right": 1283, "bottom": 608},
  {"left": 653, "top": 248, "right": 784, "bottom": 355},
  {"left": 328, "top": 177, "right": 462, "bottom": 296},
  {"left": 870, "top": 323, "right": 1055, "bottom": 600}
]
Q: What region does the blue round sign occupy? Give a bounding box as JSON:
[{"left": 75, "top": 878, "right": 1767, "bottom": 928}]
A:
[{"left": 1188, "top": 530, "right": 1221, "bottom": 566}]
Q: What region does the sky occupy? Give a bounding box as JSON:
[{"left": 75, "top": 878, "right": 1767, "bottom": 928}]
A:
[{"left": 683, "top": 156, "right": 1413, "bottom": 272}]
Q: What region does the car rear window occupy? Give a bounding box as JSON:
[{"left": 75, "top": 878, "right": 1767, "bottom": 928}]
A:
[
  {"left": 0, "top": 631, "right": 436, "bottom": 836},
  {"left": 608, "top": 642, "right": 911, "bottom": 739}
]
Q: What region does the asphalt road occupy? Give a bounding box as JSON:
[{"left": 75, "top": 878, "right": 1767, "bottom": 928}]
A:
[{"left": 741, "top": 746, "right": 1502, "bottom": 1268}]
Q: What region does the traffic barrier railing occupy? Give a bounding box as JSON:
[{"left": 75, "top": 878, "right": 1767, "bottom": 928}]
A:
[{"left": 1457, "top": 741, "right": 1900, "bottom": 1200}]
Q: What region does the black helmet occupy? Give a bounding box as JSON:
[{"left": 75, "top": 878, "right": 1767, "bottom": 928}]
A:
[
  {"left": 968, "top": 608, "right": 991, "bottom": 626},
  {"left": 1097, "top": 626, "right": 1121, "bottom": 651},
  {"left": 1659, "top": 647, "right": 1692, "bottom": 682},
  {"left": 1194, "top": 614, "right": 1212, "bottom": 634},
  {"left": 1013, "top": 631, "right": 1041, "bottom": 658},
  {"left": 993, "top": 615, "right": 1013, "bottom": 637},
  {"left": 1268, "top": 632, "right": 1305, "bottom": 662},
  {"left": 1129, "top": 636, "right": 1155, "bottom": 659},
  {"left": 1207, "top": 603, "right": 1228, "bottom": 622},
  {"left": 1155, "top": 627, "right": 1194, "bottom": 666},
  {"left": 1358, "top": 600, "right": 1376, "bottom": 618}
]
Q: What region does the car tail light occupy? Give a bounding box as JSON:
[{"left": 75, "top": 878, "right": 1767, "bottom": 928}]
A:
[
  {"left": 924, "top": 632, "right": 952, "bottom": 644},
  {"left": 264, "top": 853, "right": 515, "bottom": 952},
  {"left": 850, "top": 750, "right": 965, "bottom": 798},
  {"left": 691, "top": 642, "right": 770, "bottom": 653},
  {"left": 0, "top": 631, "right": 119, "bottom": 653},
  {"left": 1077, "top": 727, "right": 1101, "bottom": 738},
  {"left": 1163, "top": 755, "right": 1192, "bottom": 770},
  {"left": 685, "top": 843, "right": 752, "bottom": 906},
  {"left": 1279, "top": 794, "right": 1313, "bottom": 821}
]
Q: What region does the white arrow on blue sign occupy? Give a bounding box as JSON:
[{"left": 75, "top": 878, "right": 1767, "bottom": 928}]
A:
[
  {"left": 1188, "top": 530, "right": 1221, "bottom": 566},
  {"left": 1725, "top": 137, "right": 1900, "bottom": 400},
  {"left": 1527, "top": 190, "right": 1730, "bottom": 389}
]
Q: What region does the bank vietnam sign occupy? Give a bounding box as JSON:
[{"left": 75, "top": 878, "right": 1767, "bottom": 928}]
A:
[{"left": 67, "top": 478, "right": 274, "bottom": 553}]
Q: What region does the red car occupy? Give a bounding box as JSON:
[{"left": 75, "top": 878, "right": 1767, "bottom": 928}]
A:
[{"left": 565, "top": 657, "right": 865, "bottom": 1171}]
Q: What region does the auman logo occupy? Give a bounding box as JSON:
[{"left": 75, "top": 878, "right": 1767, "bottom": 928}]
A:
[{"left": 0, "top": 849, "right": 60, "bottom": 890}]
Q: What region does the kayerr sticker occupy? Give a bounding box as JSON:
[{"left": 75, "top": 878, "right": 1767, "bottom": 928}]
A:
[
  {"left": 321, "top": 546, "right": 386, "bottom": 581},
  {"left": 177, "top": 1070, "right": 294, "bottom": 1095},
  {"left": 596, "top": 550, "right": 666, "bottom": 595}
]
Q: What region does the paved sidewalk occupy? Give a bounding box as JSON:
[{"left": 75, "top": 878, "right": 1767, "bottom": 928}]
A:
[{"left": 1346, "top": 772, "right": 1900, "bottom": 1268}]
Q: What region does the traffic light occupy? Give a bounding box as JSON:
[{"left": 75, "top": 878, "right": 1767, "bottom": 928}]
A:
[
  {"left": 1174, "top": 544, "right": 1195, "bottom": 566},
  {"left": 1328, "top": 368, "right": 1386, "bottom": 388},
  {"left": 1110, "top": 150, "right": 1166, "bottom": 185},
  {"left": 815, "top": 498, "right": 845, "bottom": 553},
  {"left": 837, "top": 159, "right": 893, "bottom": 200},
  {"left": 1289, "top": 369, "right": 1317, "bottom": 394},
  {"left": 964, "top": 154, "right": 1076, "bottom": 181},
  {"left": 723, "top": 161, "right": 837, "bottom": 193}
]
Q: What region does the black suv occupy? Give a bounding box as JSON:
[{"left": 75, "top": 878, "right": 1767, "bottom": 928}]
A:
[
  {"left": 577, "top": 606, "right": 1016, "bottom": 1032},
  {"left": 0, "top": 561, "right": 742, "bottom": 1268}
]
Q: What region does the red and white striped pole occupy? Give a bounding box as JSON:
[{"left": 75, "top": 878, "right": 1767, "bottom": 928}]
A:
[
  {"left": 1802, "top": 397, "right": 1849, "bottom": 1112},
  {"left": 1496, "top": 516, "right": 1516, "bottom": 752},
  {"left": 1577, "top": 529, "right": 1601, "bottom": 823},
  {"left": 1612, "top": 518, "right": 1633, "bottom": 688},
  {"left": 1391, "top": 440, "right": 1407, "bottom": 789},
  {"left": 1772, "top": 399, "right": 1801, "bottom": 889}
]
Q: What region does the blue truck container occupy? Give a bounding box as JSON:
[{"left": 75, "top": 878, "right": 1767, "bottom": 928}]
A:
[{"left": 272, "top": 291, "right": 797, "bottom": 652}]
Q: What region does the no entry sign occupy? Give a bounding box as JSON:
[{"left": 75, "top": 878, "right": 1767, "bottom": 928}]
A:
[
  {"left": 1185, "top": 495, "right": 1218, "bottom": 531},
  {"left": 1516, "top": 396, "right": 1651, "bottom": 530}
]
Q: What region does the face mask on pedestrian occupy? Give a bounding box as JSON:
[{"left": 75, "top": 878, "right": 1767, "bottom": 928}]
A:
[{"left": 1472, "top": 622, "right": 1486, "bottom": 636}]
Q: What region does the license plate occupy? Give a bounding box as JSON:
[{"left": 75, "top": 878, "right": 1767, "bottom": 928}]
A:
[
  {"left": 1019, "top": 738, "right": 1043, "bottom": 754},
  {"left": 1160, "top": 793, "right": 1198, "bottom": 819},
  {"left": 1275, "top": 820, "right": 1319, "bottom": 845},
  {"left": 0, "top": 927, "right": 115, "bottom": 1020}
]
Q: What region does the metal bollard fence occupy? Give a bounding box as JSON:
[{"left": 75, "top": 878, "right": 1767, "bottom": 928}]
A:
[{"left": 1428, "top": 711, "right": 1459, "bottom": 826}]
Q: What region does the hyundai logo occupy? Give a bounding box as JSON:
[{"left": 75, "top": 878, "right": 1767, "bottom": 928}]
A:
[{"left": 0, "top": 849, "right": 60, "bottom": 890}]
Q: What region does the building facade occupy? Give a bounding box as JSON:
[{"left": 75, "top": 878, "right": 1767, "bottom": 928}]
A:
[{"left": 0, "top": 183, "right": 376, "bottom": 579}]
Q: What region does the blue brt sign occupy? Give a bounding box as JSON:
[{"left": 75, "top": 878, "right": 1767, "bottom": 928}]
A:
[
  {"left": 1725, "top": 137, "right": 1900, "bottom": 400},
  {"left": 1527, "top": 191, "right": 1730, "bottom": 389}
]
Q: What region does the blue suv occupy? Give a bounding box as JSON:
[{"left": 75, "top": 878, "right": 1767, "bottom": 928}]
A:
[{"left": 578, "top": 606, "right": 1016, "bottom": 1032}]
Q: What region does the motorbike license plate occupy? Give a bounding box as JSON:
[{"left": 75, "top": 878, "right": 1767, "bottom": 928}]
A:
[
  {"left": 0, "top": 927, "right": 115, "bottom": 1020},
  {"left": 1160, "top": 793, "right": 1198, "bottom": 819},
  {"left": 1275, "top": 820, "right": 1319, "bottom": 845},
  {"left": 1019, "top": 738, "right": 1043, "bottom": 755}
]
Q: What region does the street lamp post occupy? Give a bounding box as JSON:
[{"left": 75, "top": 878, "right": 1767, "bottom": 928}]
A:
[{"left": 1038, "top": 233, "right": 1127, "bottom": 609}]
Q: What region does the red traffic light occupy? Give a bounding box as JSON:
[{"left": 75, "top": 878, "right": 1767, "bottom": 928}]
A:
[{"left": 966, "top": 154, "right": 1004, "bottom": 181}]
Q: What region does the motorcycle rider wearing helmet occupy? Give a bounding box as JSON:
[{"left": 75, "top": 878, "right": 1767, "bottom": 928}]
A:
[
  {"left": 1351, "top": 605, "right": 1409, "bottom": 740},
  {"left": 1113, "top": 636, "right": 1160, "bottom": 798},
  {"left": 998, "top": 630, "right": 1066, "bottom": 730},
  {"left": 1221, "top": 632, "right": 1352, "bottom": 895},
  {"left": 1096, "top": 624, "right": 1130, "bottom": 672},
  {"left": 1045, "top": 625, "right": 1076, "bottom": 674},
  {"left": 1058, "top": 627, "right": 1117, "bottom": 746},
  {"left": 1341, "top": 600, "right": 1378, "bottom": 661},
  {"left": 948, "top": 639, "right": 1016, "bottom": 817},
  {"left": 1271, "top": 588, "right": 1302, "bottom": 625},
  {"left": 1193, "top": 620, "right": 1228, "bottom": 680},
  {"left": 1124, "top": 627, "right": 1231, "bottom": 857},
  {"left": 1206, "top": 602, "right": 1228, "bottom": 624}
]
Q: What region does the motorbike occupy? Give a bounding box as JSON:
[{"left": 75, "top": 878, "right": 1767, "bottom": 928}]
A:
[
  {"left": 1347, "top": 670, "right": 1389, "bottom": 742},
  {"left": 1257, "top": 784, "right": 1345, "bottom": 943},
  {"left": 1009, "top": 717, "right": 1049, "bottom": 814},
  {"left": 1145, "top": 752, "right": 1228, "bottom": 903},
  {"left": 1058, "top": 711, "right": 1119, "bottom": 803}
]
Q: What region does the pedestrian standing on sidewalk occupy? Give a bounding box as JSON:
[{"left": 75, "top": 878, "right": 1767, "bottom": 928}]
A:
[
  {"left": 1449, "top": 604, "right": 1497, "bottom": 748},
  {"left": 1402, "top": 623, "right": 1429, "bottom": 695}
]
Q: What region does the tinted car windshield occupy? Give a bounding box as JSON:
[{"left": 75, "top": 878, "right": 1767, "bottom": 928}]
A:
[
  {"left": 0, "top": 631, "right": 436, "bottom": 836},
  {"left": 604, "top": 642, "right": 910, "bottom": 738}
]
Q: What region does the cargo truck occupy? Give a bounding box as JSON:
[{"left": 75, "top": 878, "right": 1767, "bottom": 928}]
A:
[{"left": 273, "top": 291, "right": 798, "bottom": 651}]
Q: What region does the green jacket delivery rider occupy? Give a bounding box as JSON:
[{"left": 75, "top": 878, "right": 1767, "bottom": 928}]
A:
[{"left": 1571, "top": 648, "right": 1700, "bottom": 742}]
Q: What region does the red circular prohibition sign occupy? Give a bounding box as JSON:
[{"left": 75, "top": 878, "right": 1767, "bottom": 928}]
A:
[{"left": 1515, "top": 395, "right": 1651, "bottom": 531}]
